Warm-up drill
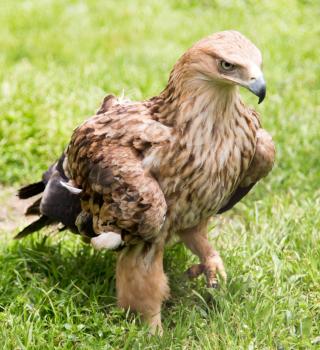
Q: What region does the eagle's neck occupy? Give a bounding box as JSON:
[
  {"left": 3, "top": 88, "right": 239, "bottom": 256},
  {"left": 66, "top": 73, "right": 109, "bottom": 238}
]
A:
[
  {"left": 156, "top": 78, "right": 242, "bottom": 141},
  {"left": 149, "top": 77, "right": 258, "bottom": 176}
]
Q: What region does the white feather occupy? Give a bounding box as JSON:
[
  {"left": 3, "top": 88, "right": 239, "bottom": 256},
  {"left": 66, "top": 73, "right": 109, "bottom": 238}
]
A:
[
  {"left": 91, "top": 232, "right": 123, "bottom": 251},
  {"left": 117, "top": 89, "right": 131, "bottom": 104},
  {"left": 60, "top": 181, "right": 82, "bottom": 194}
]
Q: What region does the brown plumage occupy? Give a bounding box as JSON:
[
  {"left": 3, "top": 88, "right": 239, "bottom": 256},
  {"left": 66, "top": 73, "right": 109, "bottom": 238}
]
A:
[{"left": 17, "top": 30, "right": 275, "bottom": 334}]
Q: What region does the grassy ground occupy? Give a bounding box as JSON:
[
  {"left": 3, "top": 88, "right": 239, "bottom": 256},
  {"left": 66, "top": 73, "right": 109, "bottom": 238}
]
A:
[{"left": 0, "top": 0, "right": 319, "bottom": 348}]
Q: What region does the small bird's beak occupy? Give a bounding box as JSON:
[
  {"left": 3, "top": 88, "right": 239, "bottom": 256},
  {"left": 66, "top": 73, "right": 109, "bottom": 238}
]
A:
[{"left": 247, "top": 75, "right": 266, "bottom": 104}]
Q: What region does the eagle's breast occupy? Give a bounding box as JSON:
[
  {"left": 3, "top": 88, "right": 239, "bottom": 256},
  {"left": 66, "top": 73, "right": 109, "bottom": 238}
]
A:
[{"left": 150, "top": 105, "right": 259, "bottom": 231}]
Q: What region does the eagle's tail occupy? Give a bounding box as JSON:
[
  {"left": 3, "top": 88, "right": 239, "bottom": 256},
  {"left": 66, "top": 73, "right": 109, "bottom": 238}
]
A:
[
  {"left": 17, "top": 181, "right": 46, "bottom": 218},
  {"left": 25, "top": 198, "right": 42, "bottom": 216},
  {"left": 18, "top": 181, "right": 45, "bottom": 199},
  {"left": 14, "top": 215, "right": 54, "bottom": 239},
  {"left": 16, "top": 155, "right": 85, "bottom": 237},
  {"left": 16, "top": 169, "right": 55, "bottom": 238}
]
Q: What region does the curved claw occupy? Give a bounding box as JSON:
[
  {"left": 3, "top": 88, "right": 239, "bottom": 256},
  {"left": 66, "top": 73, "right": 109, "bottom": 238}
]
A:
[
  {"left": 211, "top": 252, "right": 227, "bottom": 282},
  {"left": 185, "top": 252, "right": 227, "bottom": 288},
  {"left": 185, "top": 263, "right": 205, "bottom": 279},
  {"left": 204, "top": 252, "right": 227, "bottom": 288},
  {"left": 209, "top": 281, "right": 219, "bottom": 289}
]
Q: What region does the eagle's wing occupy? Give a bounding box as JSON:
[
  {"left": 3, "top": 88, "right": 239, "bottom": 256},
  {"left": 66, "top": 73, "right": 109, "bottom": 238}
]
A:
[
  {"left": 65, "top": 104, "right": 171, "bottom": 243},
  {"left": 218, "top": 128, "right": 275, "bottom": 214}
]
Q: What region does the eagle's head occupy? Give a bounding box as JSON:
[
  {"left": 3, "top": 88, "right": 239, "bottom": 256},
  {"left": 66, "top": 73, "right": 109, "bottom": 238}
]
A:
[{"left": 174, "top": 30, "right": 266, "bottom": 103}]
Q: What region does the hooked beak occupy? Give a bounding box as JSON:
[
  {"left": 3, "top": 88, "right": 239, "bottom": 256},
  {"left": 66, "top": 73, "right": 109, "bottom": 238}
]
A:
[{"left": 247, "top": 75, "right": 266, "bottom": 104}]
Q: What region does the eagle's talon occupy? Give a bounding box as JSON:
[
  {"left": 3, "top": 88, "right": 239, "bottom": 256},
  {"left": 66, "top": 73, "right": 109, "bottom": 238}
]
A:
[
  {"left": 203, "top": 252, "right": 227, "bottom": 287},
  {"left": 185, "top": 256, "right": 227, "bottom": 289},
  {"left": 208, "top": 281, "right": 219, "bottom": 289},
  {"left": 185, "top": 263, "right": 205, "bottom": 279}
]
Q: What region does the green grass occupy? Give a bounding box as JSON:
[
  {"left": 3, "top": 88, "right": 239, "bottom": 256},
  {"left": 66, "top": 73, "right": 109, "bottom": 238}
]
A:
[{"left": 0, "top": 0, "right": 319, "bottom": 348}]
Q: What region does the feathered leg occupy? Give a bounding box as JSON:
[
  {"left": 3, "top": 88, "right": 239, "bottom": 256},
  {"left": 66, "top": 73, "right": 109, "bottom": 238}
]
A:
[
  {"left": 116, "top": 242, "right": 169, "bottom": 335},
  {"left": 179, "top": 221, "right": 227, "bottom": 288}
]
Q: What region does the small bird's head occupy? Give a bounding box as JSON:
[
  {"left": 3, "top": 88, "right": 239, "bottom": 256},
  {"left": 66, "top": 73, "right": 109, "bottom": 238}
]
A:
[{"left": 179, "top": 31, "right": 266, "bottom": 103}]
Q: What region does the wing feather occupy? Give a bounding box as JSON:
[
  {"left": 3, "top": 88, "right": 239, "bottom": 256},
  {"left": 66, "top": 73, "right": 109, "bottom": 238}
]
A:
[
  {"left": 218, "top": 128, "right": 275, "bottom": 213},
  {"left": 65, "top": 105, "right": 171, "bottom": 242}
]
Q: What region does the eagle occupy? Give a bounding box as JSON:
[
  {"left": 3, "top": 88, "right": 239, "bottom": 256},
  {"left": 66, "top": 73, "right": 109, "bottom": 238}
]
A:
[{"left": 17, "top": 31, "right": 275, "bottom": 334}]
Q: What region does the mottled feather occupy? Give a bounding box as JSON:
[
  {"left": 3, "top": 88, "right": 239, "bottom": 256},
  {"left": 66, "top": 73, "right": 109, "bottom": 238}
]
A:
[{"left": 17, "top": 31, "right": 275, "bottom": 332}]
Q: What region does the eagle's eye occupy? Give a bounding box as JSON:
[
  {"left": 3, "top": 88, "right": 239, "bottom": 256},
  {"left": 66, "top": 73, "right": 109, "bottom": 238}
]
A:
[{"left": 220, "top": 60, "right": 235, "bottom": 72}]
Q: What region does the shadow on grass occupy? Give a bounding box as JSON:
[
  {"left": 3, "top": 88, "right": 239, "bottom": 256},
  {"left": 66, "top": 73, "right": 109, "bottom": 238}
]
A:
[
  {"left": 0, "top": 233, "right": 251, "bottom": 325},
  {"left": 0, "top": 235, "right": 118, "bottom": 311}
]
